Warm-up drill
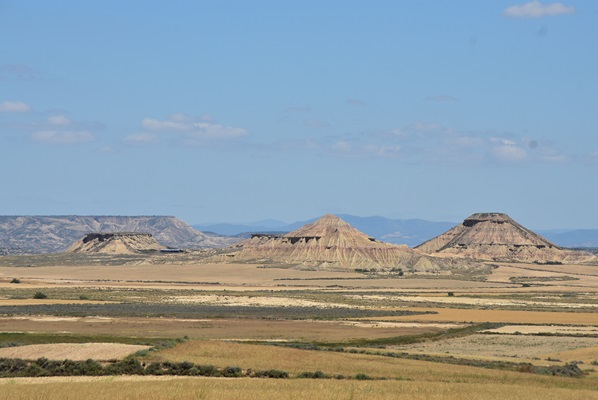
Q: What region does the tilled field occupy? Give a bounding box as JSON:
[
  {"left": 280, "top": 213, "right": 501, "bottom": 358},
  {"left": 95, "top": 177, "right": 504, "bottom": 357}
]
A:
[{"left": 0, "top": 303, "right": 431, "bottom": 320}]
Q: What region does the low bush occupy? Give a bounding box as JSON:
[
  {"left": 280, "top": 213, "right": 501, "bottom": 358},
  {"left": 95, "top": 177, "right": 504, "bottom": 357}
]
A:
[
  {"left": 33, "top": 292, "right": 47, "bottom": 299},
  {"left": 254, "top": 369, "right": 289, "bottom": 378}
]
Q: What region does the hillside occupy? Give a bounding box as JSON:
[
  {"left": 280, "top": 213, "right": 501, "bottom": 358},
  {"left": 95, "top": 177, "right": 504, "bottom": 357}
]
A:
[
  {"left": 218, "top": 214, "right": 487, "bottom": 272},
  {"left": 416, "top": 213, "right": 596, "bottom": 263},
  {"left": 0, "top": 216, "right": 238, "bottom": 254},
  {"left": 67, "top": 233, "right": 165, "bottom": 254},
  {"left": 194, "top": 214, "right": 455, "bottom": 247}
]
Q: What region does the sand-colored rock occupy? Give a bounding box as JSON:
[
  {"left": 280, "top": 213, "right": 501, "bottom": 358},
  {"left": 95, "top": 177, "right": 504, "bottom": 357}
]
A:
[
  {"left": 218, "top": 214, "right": 485, "bottom": 271},
  {"left": 416, "top": 213, "right": 595, "bottom": 263},
  {"left": 67, "top": 232, "right": 165, "bottom": 254}
]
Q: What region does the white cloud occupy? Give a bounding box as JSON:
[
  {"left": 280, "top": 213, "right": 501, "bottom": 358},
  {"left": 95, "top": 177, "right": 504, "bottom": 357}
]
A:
[
  {"left": 140, "top": 113, "right": 249, "bottom": 144},
  {"left": 332, "top": 140, "right": 352, "bottom": 153},
  {"left": 490, "top": 137, "right": 517, "bottom": 146},
  {"left": 493, "top": 145, "right": 527, "bottom": 161},
  {"left": 31, "top": 130, "right": 94, "bottom": 144},
  {"left": 503, "top": 1, "right": 575, "bottom": 18},
  {"left": 0, "top": 101, "right": 32, "bottom": 113},
  {"left": 124, "top": 133, "right": 160, "bottom": 145},
  {"left": 47, "top": 115, "right": 71, "bottom": 126}
]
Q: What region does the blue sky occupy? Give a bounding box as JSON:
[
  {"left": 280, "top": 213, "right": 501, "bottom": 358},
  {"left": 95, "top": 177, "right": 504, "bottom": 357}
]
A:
[{"left": 1, "top": 1, "right": 597, "bottom": 228}]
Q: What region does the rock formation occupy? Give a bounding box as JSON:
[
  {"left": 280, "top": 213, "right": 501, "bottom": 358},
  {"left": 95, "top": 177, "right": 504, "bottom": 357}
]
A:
[
  {"left": 0, "top": 216, "right": 239, "bottom": 254},
  {"left": 67, "top": 232, "right": 165, "bottom": 254},
  {"left": 219, "top": 214, "right": 486, "bottom": 271},
  {"left": 416, "top": 212, "right": 595, "bottom": 263}
]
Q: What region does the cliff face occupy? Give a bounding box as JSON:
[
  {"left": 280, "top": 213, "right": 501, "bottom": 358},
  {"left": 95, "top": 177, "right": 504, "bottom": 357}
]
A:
[
  {"left": 67, "top": 232, "right": 165, "bottom": 254},
  {"left": 0, "top": 216, "right": 239, "bottom": 254},
  {"left": 416, "top": 213, "right": 595, "bottom": 263},
  {"left": 219, "top": 214, "right": 485, "bottom": 271}
]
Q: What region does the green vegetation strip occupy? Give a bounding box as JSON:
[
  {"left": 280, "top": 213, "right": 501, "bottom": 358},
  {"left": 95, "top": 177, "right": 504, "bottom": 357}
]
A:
[
  {"left": 0, "top": 332, "right": 178, "bottom": 349},
  {"left": 250, "top": 323, "right": 586, "bottom": 378},
  {"left": 311, "top": 322, "right": 506, "bottom": 348},
  {"left": 0, "top": 357, "right": 383, "bottom": 380}
]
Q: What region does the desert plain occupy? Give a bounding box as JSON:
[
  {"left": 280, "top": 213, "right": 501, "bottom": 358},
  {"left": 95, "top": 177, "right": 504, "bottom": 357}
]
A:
[{"left": 1, "top": 250, "right": 598, "bottom": 399}]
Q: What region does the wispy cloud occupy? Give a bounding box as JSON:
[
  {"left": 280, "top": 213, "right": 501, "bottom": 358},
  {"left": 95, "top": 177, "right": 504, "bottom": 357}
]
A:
[
  {"left": 0, "top": 100, "right": 32, "bottom": 113},
  {"left": 31, "top": 130, "right": 94, "bottom": 144},
  {"left": 139, "top": 113, "right": 249, "bottom": 145},
  {"left": 503, "top": 1, "right": 575, "bottom": 18},
  {"left": 280, "top": 120, "right": 568, "bottom": 166},
  {"left": 346, "top": 98, "right": 366, "bottom": 106},
  {"left": 124, "top": 133, "right": 160, "bottom": 145},
  {"left": 0, "top": 105, "right": 103, "bottom": 145}
]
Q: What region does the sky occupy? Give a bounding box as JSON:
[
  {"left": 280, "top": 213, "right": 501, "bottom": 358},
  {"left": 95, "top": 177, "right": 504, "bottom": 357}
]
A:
[{"left": 1, "top": 1, "right": 597, "bottom": 229}]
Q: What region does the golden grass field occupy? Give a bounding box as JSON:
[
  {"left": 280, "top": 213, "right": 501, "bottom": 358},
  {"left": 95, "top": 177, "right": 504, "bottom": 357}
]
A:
[
  {"left": 2, "top": 258, "right": 598, "bottom": 399},
  {"left": 2, "top": 376, "right": 598, "bottom": 400}
]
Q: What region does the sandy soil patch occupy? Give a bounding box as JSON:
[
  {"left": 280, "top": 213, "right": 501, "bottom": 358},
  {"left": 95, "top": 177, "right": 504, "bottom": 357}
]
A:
[
  {"left": 394, "top": 334, "right": 598, "bottom": 361},
  {"left": 0, "top": 299, "right": 113, "bottom": 306},
  {"left": 0, "top": 343, "right": 150, "bottom": 361},
  {"left": 371, "top": 307, "right": 598, "bottom": 325},
  {"left": 482, "top": 325, "right": 598, "bottom": 335},
  {"left": 346, "top": 294, "right": 598, "bottom": 309},
  {"left": 167, "top": 294, "right": 362, "bottom": 308},
  {"left": 0, "top": 264, "right": 514, "bottom": 290}
]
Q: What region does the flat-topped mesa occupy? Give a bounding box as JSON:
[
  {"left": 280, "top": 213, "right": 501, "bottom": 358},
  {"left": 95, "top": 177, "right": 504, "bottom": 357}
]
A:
[
  {"left": 220, "top": 214, "right": 486, "bottom": 272},
  {"left": 416, "top": 212, "right": 594, "bottom": 263},
  {"left": 67, "top": 232, "right": 165, "bottom": 254}
]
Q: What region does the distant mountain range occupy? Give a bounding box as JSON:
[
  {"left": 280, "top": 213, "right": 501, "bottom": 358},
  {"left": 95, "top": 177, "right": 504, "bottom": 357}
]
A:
[
  {"left": 0, "top": 216, "right": 238, "bottom": 254},
  {"left": 195, "top": 214, "right": 598, "bottom": 249}
]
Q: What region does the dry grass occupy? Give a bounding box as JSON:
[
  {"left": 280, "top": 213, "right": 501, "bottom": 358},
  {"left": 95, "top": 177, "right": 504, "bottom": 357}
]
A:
[
  {"left": 0, "top": 343, "right": 150, "bottom": 361},
  {"left": 1, "top": 375, "right": 597, "bottom": 400},
  {"left": 392, "top": 334, "right": 598, "bottom": 362},
  {"left": 374, "top": 307, "right": 598, "bottom": 325},
  {"left": 0, "top": 316, "right": 443, "bottom": 342},
  {"left": 145, "top": 339, "right": 597, "bottom": 389}
]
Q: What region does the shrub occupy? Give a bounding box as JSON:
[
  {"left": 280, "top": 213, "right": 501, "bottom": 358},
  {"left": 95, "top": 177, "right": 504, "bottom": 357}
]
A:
[
  {"left": 10, "top": 278, "right": 21, "bottom": 284},
  {"left": 33, "top": 292, "right": 47, "bottom": 299},
  {"left": 298, "top": 370, "right": 328, "bottom": 379},
  {"left": 447, "top": 292, "right": 455, "bottom": 297},
  {"left": 223, "top": 366, "right": 242, "bottom": 377},
  {"left": 255, "top": 369, "right": 289, "bottom": 378},
  {"left": 354, "top": 373, "right": 373, "bottom": 380}
]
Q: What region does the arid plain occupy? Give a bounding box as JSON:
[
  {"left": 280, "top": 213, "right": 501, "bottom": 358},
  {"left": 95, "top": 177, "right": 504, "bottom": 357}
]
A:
[{"left": 1, "top": 214, "right": 598, "bottom": 399}]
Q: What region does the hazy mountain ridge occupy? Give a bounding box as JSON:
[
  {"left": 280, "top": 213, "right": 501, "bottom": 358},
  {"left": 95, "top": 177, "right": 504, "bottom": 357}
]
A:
[
  {"left": 196, "top": 215, "right": 598, "bottom": 248},
  {"left": 0, "top": 216, "right": 238, "bottom": 254}
]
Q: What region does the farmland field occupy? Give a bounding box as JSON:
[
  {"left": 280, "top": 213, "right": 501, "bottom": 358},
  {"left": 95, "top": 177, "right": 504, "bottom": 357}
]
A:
[{"left": 2, "top": 256, "right": 598, "bottom": 399}]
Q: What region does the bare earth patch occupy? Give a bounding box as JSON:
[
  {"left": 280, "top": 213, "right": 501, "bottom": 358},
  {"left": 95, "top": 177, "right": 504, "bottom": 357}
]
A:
[
  {"left": 393, "top": 334, "right": 598, "bottom": 361},
  {"left": 482, "top": 325, "right": 598, "bottom": 335},
  {"left": 166, "top": 294, "right": 362, "bottom": 308},
  {"left": 0, "top": 343, "right": 150, "bottom": 361},
  {"left": 346, "top": 294, "right": 598, "bottom": 309}
]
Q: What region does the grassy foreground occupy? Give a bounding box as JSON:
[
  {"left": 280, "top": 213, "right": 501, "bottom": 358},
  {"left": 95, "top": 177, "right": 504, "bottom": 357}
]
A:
[{"left": 1, "top": 376, "right": 598, "bottom": 400}]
